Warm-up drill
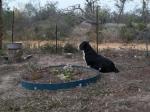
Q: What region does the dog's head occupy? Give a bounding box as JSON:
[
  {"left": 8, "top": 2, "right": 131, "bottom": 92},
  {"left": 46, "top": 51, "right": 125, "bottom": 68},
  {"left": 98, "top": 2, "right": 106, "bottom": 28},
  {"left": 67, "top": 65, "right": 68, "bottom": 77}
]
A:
[{"left": 79, "top": 41, "right": 90, "bottom": 51}]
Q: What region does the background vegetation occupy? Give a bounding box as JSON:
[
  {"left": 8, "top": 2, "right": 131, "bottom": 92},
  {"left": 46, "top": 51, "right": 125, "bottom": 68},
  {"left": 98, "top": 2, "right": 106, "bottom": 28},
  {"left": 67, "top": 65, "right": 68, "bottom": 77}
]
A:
[{"left": 0, "top": 0, "right": 150, "bottom": 44}]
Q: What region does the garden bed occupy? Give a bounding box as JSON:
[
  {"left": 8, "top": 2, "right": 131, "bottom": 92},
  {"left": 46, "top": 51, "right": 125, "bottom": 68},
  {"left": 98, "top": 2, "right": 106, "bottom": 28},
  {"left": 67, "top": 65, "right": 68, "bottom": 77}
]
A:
[{"left": 21, "top": 65, "right": 100, "bottom": 90}]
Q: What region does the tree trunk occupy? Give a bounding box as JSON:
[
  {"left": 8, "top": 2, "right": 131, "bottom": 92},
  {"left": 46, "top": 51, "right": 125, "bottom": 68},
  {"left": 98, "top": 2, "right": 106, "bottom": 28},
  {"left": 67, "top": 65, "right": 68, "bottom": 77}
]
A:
[
  {"left": 117, "top": 0, "right": 126, "bottom": 23},
  {"left": 0, "top": 0, "right": 3, "bottom": 49}
]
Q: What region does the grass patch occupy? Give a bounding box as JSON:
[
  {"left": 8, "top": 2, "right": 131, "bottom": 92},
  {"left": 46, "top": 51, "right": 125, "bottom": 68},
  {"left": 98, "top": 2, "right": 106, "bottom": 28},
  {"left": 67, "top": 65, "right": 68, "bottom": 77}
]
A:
[{"left": 40, "top": 44, "right": 63, "bottom": 54}]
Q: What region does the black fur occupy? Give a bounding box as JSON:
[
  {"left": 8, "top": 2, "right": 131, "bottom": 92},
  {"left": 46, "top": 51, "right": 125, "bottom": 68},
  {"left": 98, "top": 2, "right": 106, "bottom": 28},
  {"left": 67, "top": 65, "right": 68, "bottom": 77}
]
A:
[{"left": 79, "top": 41, "right": 119, "bottom": 73}]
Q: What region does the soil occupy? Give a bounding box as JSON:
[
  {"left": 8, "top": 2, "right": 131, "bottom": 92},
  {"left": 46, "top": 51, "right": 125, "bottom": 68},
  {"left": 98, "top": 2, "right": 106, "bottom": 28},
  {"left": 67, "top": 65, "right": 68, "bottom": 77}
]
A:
[
  {"left": 23, "top": 66, "right": 97, "bottom": 83},
  {"left": 0, "top": 49, "right": 150, "bottom": 112}
]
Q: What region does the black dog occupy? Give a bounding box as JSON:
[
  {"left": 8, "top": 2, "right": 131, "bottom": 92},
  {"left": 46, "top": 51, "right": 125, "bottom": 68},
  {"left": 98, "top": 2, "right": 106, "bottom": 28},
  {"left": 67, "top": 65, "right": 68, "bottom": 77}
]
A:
[{"left": 79, "top": 41, "right": 119, "bottom": 73}]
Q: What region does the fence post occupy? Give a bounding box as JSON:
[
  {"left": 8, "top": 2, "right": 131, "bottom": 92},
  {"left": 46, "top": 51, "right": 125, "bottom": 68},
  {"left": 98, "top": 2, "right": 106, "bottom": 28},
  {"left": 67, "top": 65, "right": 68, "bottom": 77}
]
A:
[
  {"left": 96, "top": 6, "right": 99, "bottom": 54},
  {"left": 145, "top": 39, "right": 149, "bottom": 57},
  {"left": 55, "top": 24, "right": 58, "bottom": 53},
  {"left": 12, "top": 10, "right": 14, "bottom": 43}
]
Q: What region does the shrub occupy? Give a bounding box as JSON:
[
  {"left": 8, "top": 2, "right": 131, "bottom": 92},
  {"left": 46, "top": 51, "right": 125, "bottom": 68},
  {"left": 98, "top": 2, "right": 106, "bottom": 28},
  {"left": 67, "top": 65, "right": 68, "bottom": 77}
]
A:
[
  {"left": 136, "top": 22, "right": 146, "bottom": 31},
  {"left": 120, "top": 26, "right": 136, "bottom": 42},
  {"left": 40, "top": 44, "right": 63, "bottom": 54},
  {"left": 63, "top": 43, "right": 78, "bottom": 53}
]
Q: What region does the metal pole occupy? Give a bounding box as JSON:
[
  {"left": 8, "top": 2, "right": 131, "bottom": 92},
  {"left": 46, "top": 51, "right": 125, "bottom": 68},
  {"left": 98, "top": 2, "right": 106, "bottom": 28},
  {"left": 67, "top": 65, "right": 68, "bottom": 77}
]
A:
[
  {"left": 55, "top": 24, "right": 58, "bottom": 53},
  {"left": 96, "top": 6, "right": 99, "bottom": 54},
  {"left": 12, "top": 11, "right": 14, "bottom": 43},
  {"left": 146, "top": 38, "right": 149, "bottom": 57}
]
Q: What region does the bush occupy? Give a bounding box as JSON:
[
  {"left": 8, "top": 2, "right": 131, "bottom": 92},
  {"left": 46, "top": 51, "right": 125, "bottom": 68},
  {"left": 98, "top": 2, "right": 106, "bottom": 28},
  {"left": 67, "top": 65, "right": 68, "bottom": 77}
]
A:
[
  {"left": 120, "top": 26, "right": 136, "bottom": 42},
  {"left": 63, "top": 43, "right": 78, "bottom": 53},
  {"left": 40, "top": 44, "right": 63, "bottom": 54},
  {"left": 136, "top": 22, "right": 146, "bottom": 31}
]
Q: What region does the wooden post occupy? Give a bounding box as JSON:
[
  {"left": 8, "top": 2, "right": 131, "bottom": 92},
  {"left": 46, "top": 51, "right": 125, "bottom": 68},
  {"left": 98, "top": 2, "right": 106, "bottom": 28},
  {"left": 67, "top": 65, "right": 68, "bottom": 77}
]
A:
[
  {"left": 12, "top": 11, "right": 15, "bottom": 43},
  {"left": 96, "top": 6, "right": 99, "bottom": 54},
  {"left": 55, "top": 24, "right": 58, "bottom": 53}
]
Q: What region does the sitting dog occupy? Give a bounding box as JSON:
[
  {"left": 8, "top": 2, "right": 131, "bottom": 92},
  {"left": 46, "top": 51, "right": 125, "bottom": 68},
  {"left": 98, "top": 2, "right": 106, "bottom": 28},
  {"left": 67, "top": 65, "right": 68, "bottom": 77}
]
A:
[{"left": 79, "top": 41, "right": 119, "bottom": 73}]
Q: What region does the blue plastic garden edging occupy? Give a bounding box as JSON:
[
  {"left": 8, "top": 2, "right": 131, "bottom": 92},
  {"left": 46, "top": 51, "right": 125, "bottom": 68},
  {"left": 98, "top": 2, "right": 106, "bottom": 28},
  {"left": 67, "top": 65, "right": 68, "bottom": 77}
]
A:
[{"left": 21, "top": 65, "right": 100, "bottom": 90}]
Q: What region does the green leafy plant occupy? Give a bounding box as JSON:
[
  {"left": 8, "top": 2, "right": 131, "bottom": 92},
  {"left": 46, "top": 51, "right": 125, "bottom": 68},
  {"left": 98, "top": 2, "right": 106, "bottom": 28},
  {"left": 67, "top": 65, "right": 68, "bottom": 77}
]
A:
[{"left": 57, "top": 65, "right": 73, "bottom": 80}]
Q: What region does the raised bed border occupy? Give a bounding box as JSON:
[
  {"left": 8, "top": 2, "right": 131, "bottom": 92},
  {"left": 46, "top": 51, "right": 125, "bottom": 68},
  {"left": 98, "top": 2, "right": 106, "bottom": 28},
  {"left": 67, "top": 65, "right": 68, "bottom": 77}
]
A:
[{"left": 21, "top": 65, "right": 100, "bottom": 90}]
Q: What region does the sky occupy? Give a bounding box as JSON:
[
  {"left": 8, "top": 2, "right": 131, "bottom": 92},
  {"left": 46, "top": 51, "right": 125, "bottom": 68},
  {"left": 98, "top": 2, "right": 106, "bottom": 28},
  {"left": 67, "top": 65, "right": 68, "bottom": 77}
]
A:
[{"left": 7, "top": 0, "right": 142, "bottom": 12}]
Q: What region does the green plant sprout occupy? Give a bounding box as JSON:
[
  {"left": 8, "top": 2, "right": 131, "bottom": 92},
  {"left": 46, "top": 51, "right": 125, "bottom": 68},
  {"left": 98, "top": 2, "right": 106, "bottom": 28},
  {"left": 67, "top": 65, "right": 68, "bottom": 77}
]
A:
[{"left": 57, "top": 64, "right": 73, "bottom": 80}]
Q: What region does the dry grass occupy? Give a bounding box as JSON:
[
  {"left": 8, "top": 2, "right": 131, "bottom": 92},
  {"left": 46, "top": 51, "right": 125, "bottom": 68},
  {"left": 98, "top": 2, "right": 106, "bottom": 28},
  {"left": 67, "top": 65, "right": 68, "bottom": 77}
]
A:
[
  {"left": 3, "top": 40, "right": 149, "bottom": 52},
  {"left": 0, "top": 49, "right": 150, "bottom": 112}
]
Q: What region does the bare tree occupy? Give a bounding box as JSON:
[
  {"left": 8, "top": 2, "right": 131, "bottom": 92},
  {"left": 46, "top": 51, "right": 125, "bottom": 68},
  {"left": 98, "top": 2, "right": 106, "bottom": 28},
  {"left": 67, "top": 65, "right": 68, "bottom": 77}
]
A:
[
  {"left": 85, "top": 0, "right": 99, "bottom": 14},
  {"left": 0, "top": 0, "right": 3, "bottom": 49},
  {"left": 115, "top": 0, "right": 133, "bottom": 23},
  {"left": 141, "top": 0, "right": 150, "bottom": 56},
  {"left": 141, "top": 0, "right": 150, "bottom": 23}
]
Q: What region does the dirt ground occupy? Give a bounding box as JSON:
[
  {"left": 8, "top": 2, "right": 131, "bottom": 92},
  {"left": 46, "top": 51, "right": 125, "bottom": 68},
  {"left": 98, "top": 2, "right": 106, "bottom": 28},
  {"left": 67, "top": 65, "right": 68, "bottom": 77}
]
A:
[{"left": 0, "top": 49, "right": 150, "bottom": 112}]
